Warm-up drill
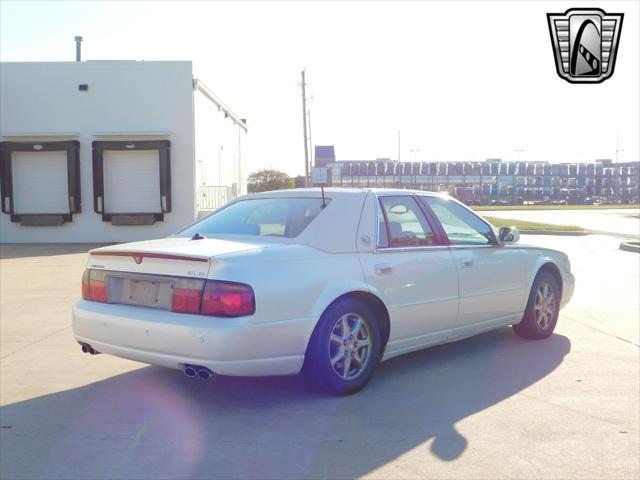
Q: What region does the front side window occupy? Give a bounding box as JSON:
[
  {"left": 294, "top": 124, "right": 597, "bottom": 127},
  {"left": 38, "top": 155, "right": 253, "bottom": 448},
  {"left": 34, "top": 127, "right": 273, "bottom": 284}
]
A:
[
  {"left": 378, "top": 196, "right": 436, "bottom": 248},
  {"left": 179, "top": 198, "right": 328, "bottom": 238},
  {"left": 420, "top": 196, "right": 494, "bottom": 245}
]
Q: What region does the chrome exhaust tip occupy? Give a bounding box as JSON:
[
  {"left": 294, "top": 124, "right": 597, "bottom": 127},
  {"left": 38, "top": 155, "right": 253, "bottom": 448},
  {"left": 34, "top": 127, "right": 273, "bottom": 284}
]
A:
[
  {"left": 197, "top": 368, "right": 213, "bottom": 380},
  {"left": 79, "top": 342, "right": 100, "bottom": 355},
  {"left": 184, "top": 366, "right": 197, "bottom": 378}
]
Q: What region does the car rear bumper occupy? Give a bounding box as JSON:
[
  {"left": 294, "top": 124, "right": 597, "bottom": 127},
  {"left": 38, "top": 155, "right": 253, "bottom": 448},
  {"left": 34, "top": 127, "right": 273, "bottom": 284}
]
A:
[{"left": 72, "top": 300, "right": 314, "bottom": 376}]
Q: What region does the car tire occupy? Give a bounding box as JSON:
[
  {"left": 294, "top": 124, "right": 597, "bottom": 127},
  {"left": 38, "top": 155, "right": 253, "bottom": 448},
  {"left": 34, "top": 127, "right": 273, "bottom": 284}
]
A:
[
  {"left": 513, "top": 270, "right": 561, "bottom": 340},
  {"left": 304, "top": 298, "right": 382, "bottom": 395}
]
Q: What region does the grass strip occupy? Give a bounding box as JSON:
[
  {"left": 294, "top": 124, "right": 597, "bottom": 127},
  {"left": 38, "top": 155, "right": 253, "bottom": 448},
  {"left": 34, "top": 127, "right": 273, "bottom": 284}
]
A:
[
  {"left": 483, "top": 216, "right": 585, "bottom": 232},
  {"left": 473, "top": 204, "right": 639, "bottom": 211}
]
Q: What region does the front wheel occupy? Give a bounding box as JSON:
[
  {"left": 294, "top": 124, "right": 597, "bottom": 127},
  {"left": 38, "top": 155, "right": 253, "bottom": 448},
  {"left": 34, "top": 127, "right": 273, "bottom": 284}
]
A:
[
  {"left": 304, "top": 298, "right": 382, "bottom": 395},
  {"left": 513, "top": 271, "right": 561, "bottom": 339}
]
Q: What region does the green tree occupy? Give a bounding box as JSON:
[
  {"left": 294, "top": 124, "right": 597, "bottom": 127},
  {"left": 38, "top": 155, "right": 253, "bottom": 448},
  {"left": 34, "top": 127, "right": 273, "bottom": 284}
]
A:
[{"left": 247, "top": 169, "right": 295, "bottom": 193}]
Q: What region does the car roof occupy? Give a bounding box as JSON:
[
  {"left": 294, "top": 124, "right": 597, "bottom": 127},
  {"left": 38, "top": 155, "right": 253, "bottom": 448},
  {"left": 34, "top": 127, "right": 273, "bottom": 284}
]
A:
[
  {"left": 366, "top": 188, "right": 444, "bottom": 197},
  {"left": 245, "top": 187, "right": 444, "bottom": 198}
]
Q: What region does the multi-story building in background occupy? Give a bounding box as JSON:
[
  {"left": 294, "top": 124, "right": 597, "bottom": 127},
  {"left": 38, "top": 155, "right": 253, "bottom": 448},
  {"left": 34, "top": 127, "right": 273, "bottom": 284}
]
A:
[{"left": 311, "top": 146, "right": 639, "bottom": 205}]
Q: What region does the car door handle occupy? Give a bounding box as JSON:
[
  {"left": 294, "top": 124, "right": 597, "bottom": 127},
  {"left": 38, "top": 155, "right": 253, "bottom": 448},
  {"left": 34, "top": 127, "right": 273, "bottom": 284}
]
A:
[
  {"left": 374, "top": 263, "right": 393, "bottom": 275},
  {"left": 463, "top": 259, "right": 474, "bottom": 268}
]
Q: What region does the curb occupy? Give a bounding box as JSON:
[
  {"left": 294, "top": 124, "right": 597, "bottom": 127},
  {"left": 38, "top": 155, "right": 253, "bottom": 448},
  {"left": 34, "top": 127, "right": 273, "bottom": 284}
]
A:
[
  {"left": 620, "top": 242, "right": 640, "bottom": 253},
  {"left": 520, "top": 230, "right": 588, "bottom": 236},
  {"left": 586, "top": 230, "right": 640, "bottom": 240}
]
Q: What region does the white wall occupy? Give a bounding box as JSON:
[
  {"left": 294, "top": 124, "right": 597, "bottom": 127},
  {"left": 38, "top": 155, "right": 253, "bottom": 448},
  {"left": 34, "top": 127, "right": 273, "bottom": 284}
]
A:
[
  {"left": 0, "top": 61, "right": 195, "bottom": 243},
  {"left": 193, "top": 88, "right": 247, "bottom": 205}
]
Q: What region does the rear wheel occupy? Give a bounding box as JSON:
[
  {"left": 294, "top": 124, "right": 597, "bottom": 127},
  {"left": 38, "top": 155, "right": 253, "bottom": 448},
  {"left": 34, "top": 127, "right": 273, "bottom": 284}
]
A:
[
  {"left": 513, "top": 271, "right": 561, "bottom": 339},
  {"left": 304, "top": 298, "right": 382, "bottom": 395}
]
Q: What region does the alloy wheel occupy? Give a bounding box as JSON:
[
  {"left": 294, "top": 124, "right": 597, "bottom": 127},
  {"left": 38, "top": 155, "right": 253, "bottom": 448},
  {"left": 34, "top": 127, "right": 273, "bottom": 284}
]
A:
[
  {"left": 534, "top": 282, "right": 556, "bottom": 330},
  {"left": 328, "top": 312, "right": 372, "bottom": 380}
]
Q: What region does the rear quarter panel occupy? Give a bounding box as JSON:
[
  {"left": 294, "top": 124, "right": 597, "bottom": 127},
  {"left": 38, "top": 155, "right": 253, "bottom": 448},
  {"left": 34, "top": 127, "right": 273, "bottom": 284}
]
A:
[{"left": 210, "top": 245, "right": 370, "bottom": 348}]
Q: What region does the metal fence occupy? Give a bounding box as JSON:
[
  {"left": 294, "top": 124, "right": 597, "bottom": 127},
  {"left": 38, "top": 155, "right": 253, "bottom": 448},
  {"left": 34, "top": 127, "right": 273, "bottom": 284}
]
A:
[{"left": 198, "top": 185, "right": 233, "bottom": 211}]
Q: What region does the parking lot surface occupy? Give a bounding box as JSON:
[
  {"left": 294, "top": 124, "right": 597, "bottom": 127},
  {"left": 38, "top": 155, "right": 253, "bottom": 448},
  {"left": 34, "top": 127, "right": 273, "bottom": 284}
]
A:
[{"left": 1, "top": 235, "right": 638, "bottom": 479}]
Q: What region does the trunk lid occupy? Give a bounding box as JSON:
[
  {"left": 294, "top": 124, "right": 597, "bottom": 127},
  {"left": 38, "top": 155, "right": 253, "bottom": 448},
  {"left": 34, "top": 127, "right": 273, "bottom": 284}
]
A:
[{"left": 87, "top": 236, "right": 280, "bottom": 278}]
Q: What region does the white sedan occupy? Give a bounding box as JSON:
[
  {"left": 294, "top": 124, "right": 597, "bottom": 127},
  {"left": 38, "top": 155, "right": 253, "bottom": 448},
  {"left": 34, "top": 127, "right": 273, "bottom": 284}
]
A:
[{"left": 73, "top": 188, "right": 575, "bottom": 395}]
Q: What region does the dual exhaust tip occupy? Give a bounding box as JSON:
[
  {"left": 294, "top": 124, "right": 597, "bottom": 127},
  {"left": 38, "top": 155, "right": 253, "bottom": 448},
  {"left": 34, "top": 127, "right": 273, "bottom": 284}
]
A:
[
  {"left": 184, "top": 365, "right": 214, "bottom": 380},
  {"left": 78, "top": 342, "right": 212, "bottom": 380},
  {"left": 79, "top": 342, "right": 100, "bottom": 355}
]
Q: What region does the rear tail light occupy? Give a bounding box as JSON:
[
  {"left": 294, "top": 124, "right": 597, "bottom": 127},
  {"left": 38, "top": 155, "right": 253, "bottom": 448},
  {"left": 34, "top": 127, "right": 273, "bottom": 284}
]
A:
[
  {"left": 172, "top": 289, "right": 202, "bottom": 313},
  {"left": 81, "top": 270, "right": 255, "bottom": 317},
  {"left": 171, "top": 279, "right": 205, "bottom": 314},
  {"left": 81, "top": 270, "right": 90, "bottom": 299},
  {"left": 201, "top": 281, "right": 255, "bottom": 317},
  {"left": 81, "top": 269, "right": 107, "bottom": 302}
]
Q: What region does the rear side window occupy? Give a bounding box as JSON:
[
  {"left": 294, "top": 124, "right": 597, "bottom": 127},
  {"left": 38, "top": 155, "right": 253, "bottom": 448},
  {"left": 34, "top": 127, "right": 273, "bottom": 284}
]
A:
[
  {"left": 378, "top": 196, "right": 436, "bottom": 248},
  {"left": 179, "top": 198, "right": 328, "bottom": 238}
]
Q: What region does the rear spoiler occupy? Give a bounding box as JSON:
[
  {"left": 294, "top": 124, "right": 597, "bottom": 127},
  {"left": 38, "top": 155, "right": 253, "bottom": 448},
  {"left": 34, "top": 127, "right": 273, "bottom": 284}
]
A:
[{"left": 90, "top": 251, "right": 209, "bottom": 263}]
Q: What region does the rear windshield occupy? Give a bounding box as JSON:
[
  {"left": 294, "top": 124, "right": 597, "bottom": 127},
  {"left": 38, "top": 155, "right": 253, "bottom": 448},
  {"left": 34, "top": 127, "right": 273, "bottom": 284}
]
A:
[{"left": 178, "top": 198, "right": 329, "bottom": 238}]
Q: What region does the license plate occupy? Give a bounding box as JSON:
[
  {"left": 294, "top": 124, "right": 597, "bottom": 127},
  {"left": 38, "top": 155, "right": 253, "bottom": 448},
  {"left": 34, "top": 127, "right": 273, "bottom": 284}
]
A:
[{"left": 116, "top": 278, "right": 173, "bottom": 310}]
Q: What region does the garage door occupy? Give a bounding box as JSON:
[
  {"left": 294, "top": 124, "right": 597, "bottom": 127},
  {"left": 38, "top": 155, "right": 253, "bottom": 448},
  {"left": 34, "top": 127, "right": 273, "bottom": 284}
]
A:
[
  {"left": 103, "top": 150, "right": 161, "bottom": 214},
  {"left": 12, "top": 151, "right": 70, "bottom": 214}
]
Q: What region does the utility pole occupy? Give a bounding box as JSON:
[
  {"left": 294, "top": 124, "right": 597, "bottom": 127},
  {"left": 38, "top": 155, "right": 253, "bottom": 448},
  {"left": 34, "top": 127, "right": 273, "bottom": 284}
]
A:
[
  {"left": 74, "top": 36, "right": 82, "bottom": 62},
  {"left": 514, "top": 149, "right": 525, "bottom": 162},
  {"left": 397, "top": 130, "right": 401, "bottom": 162},
  {"left": 218, "top": 145, "right": 222, "bottom": 185},
  {"left": 308, "top": 107, "right": 313, "bottom": 176},
  {"left": 301, "top": 70, "right": 309, "bottom": 187},
  {"left": 238, "top": 127, "right": 242, "bottom": 195},
  {"left": 616, "top": 131, "right": 623, "bottom": 163}
]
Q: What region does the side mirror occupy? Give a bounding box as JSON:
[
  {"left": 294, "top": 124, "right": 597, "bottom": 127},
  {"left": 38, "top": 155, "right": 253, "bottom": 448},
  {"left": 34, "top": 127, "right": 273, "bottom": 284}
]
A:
[{"left": 499, "top": 226, "right": 520, "bottom": 244}]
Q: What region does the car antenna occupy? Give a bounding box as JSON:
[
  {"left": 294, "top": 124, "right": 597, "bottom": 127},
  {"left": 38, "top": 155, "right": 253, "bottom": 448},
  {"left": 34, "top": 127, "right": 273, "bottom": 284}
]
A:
[{"left": 321, "top": 186, "right": 327, "bottom": 208}]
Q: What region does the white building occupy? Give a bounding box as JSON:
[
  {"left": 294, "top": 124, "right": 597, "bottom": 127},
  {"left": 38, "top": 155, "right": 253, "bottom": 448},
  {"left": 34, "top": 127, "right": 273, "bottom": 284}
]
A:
[{"left": 0, "top": 60, "right": 247, "bottom": 243}]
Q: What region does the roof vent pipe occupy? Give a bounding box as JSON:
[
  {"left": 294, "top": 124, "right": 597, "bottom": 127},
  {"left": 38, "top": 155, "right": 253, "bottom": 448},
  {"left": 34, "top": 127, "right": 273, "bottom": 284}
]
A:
[{"left": 74, "top": 36, "right": 83, "bottom": 62}]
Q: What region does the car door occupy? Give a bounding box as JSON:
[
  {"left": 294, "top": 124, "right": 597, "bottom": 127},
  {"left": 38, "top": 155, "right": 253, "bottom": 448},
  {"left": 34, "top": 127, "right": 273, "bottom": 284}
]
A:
[
  {"left": 358, "top": 194, "right": 460, "bottom": 356},
  {"left": 419, "top": 195, "right": 526, "bottom": 333}
]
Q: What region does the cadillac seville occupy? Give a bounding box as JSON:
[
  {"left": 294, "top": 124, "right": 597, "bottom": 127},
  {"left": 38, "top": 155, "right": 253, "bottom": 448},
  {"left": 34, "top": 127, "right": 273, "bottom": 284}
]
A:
[{"left": 73, "top": 189, "right": 574, "bottom": 395}]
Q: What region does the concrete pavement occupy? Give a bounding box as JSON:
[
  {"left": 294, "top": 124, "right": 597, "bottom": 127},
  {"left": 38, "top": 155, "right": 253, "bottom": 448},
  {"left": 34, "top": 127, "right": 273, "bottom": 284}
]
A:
[
  {"left": 519, "top": 234, "right": 640, "bottom": 346},
  {"left": 0, "top": 237, "right": 638, "bottom": 479}
]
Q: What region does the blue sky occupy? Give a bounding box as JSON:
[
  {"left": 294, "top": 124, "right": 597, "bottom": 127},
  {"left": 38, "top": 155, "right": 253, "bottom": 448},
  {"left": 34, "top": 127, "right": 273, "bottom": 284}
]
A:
[{"left": 1, "top": 0, "right": 638, "bottom": 176}]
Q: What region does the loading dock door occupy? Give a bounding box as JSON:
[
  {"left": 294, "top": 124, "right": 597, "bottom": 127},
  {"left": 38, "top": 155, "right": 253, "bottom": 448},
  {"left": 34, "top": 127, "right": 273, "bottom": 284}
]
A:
[
  {"left": 12, "top": 151, "right": 70, "bottom": 214},
  {"left": 92, "top": 140, "right": 171, "bottom": 223},
  {"left": 103, "top": 150, "right": 161, "bottom": 214}
]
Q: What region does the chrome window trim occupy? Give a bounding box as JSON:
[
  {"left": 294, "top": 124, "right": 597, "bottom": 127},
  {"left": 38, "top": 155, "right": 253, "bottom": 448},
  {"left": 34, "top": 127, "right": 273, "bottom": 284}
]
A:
[{"left": 376, "top": 245, "right": 450, "bottom": 253}]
